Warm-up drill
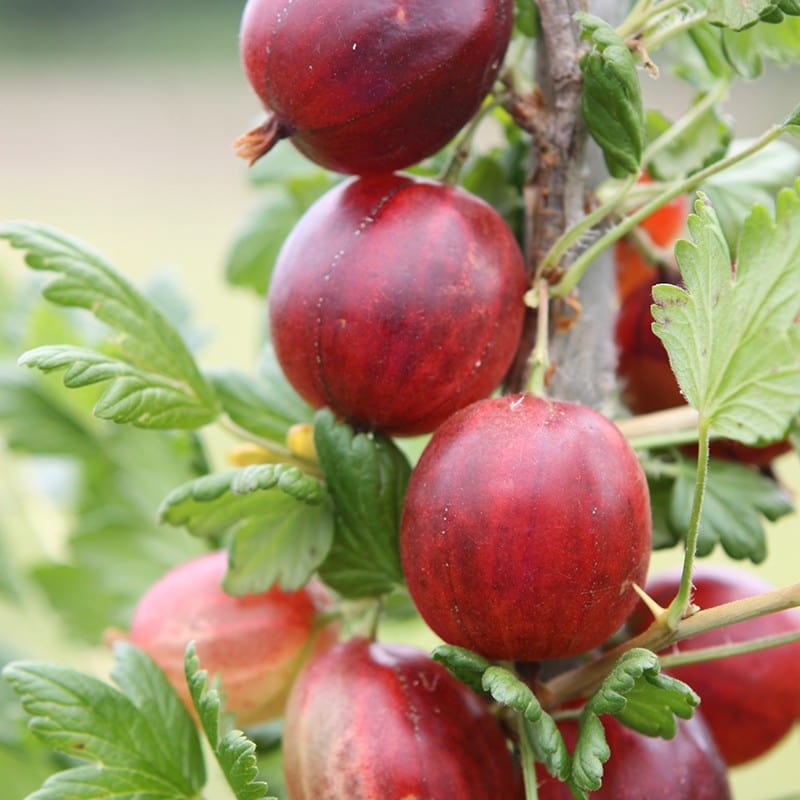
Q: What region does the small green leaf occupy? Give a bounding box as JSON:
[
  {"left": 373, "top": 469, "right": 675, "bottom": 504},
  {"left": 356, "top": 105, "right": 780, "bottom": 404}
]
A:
[
  {"left": 313, "top": 409, "right": 410, "bottom": 598},
  {"left": 431, "top": 645, "right": 491, "bottom": 695},
  {"left": 1, "top": 222, "right": 219, "bottom": 429},
  {"left": 185, "top": 644, "right": 274, "bottom": 800},
  {"left": 652, "top": 188, "right": 800, "bottom": 446},
  {"left": 480, "top": 666, "right": 571, "bottom": 782},
  {"left": 2, "top": 642, "right": 205, "bottom": 800},
  {"left": 0, "top": 366, "right": 97, "bottom": 456},
  {"left": 159, "top": 464, "right": 333, "bottom": 592},
  {"left": 669, "top": 456, "right": 793, "bottom": 561},
  {"left": 588, "top": 649, "right": 699, "bottom": 738},
  {"left": 645, "top": 101, "right": 733, "bottom": 180},
  {"left": 571, "top": 710, "right": 609, "bottom": 796},
  {"left": 577, "top": 12, "right": 645, "bottom": 177}
]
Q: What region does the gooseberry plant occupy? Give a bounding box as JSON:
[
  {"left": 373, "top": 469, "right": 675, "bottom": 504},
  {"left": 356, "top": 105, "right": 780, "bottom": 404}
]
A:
[{"left": 2, "top": 1, "right": 800, "bottom": 798}]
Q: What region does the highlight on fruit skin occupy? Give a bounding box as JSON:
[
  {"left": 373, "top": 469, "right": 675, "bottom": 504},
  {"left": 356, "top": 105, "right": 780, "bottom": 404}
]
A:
[
  {"left": 268, "top": 172, "right": 527, "bottom": 437},
  {"left": 400, "top": 392, "right": 652, "bottom": 661},
  {"left": 237, "top": 0, "right": 514, "bottom": 173},
  {"left": 627, "top": 564, "right": 800, "bottom": 767},
  {"left": 282, "top": 636, "right": 519, "bottom": 799},
  {"left": 125, "top": 550, "right": 338, "bottom": 726}
]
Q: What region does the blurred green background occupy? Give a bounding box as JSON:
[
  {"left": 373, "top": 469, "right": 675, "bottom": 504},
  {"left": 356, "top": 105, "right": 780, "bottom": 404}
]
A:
[{"left": 0, "top": 2, "right": 798, "bottom": 798}]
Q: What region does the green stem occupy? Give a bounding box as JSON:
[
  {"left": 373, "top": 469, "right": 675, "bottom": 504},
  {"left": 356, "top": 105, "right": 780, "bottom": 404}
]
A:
[
  {"left": 439, "top": 96, "right": 504, "bottom": 185},
  {"left": 543, "top": 582, "right": 800, "bottom": 707},
  {"left": 551, "top": 124, "right": 787, "bottom": 298},
  {"left": 643, "top": 79, "right": 730, "bottom": 165},
  {"left": 519, "top": 718, "right": 540, "bottom": 800},
  {"left": 617, "top": 0, "right": 689, "bottom": 39},
  {"left": 667, "top": 418, "right": 711, "bottom": 627},
  {"left": 659, "top": 628, "right": 800, "bottom": 668},
  {"left": 644, "top": 10, "right": 710, "bottom": 53},
  {"left": 537, "top": 174, "right": 637, "bottom": 280},
  {"left": 525, "top": 279, "right": 551, "bottom": 397}
]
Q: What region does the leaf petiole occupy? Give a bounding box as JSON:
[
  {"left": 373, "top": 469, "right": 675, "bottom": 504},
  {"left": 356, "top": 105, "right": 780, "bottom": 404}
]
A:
[
  {"left": 667, "top": 418, "right": 711, "bottom": 626},
  {"left": 550, "top": 123, "right": 787, "bottom": 298}
]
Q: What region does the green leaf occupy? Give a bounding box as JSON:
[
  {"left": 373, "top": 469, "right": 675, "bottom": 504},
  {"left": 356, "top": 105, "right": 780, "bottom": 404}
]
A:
[
  {"left": 481, "top": 666, "right": 571, "bottom": 781},
  {"left": 577, "top": 13, "right": 645, "bottom": 177},
  {"left": 706, "top": 0, "right": 775, "bottom": 29},
  {"left": 514, "top": 0, "right": 540, "bottom": 37},
  {"left": 159, "top": 464, "right": 333, "bottom": 592},
  {"left": 1, "top": 221, "right": 219, "bottom": 429},
  {"left": 570, "top": 710, "right": 609, "bottom": 797},
  {"left": 652, "top": 188, "right": 800, "bottom": 446},
  {"left": 588, "top": 648, "right": 699, "bottom": 738},
  {"left": 0, "top": 365, "right": 97, "bottom": 456},
  {"left": 2, "top": 642, "right": 205, "bottom": 800},
  {"left": 700, "top": 139, "right": 800, "bottom": 253},
  {"left": 26, "top": 425, "right": 208, "bottom": 643},
  {"left": 313, "top": 409, "right": 410, "bottom": 598},
  {"left": 673, "top": 24, "right": 735, "bottom": 89},
  {"left": 645, "top": 101, "right": 733, "bottom": 181},
  {"left": 431, "top": 645, "right": 491, "bottom": 695},
  {"left": 185, "top": 644, "right": 274, "bottom": 800},
  {"left": 668, "top": 456, "right": 793, "bottom": 560},
  {"left": 207, "top": 360, "right": 313, "bottom": 444}
]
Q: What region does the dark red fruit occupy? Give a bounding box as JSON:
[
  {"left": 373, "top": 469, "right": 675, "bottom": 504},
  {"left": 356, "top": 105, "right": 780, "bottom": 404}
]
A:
[
  {"left": 615, "top": 276, "right": 792, "bottom": 466},
  {"left": 268, "top": 173, "right": 527, "bottom": 436},
  {"left": 537, "top": 712, "right": 731, "bottom": 799},
  {"left": 400, "top": 393, "right": 652, "bottom": 661},
  {"left": 282, "top": 637, "right": 518, "bottom": 799},
  {"left": 127, "top": 550, "right": 337, "bottom": 726},
  {"left": 238, "top": 0, "right": 513, "bottom": 173},
  {"left": 628, "top": 565, "right": 800, "bottom": 766}
]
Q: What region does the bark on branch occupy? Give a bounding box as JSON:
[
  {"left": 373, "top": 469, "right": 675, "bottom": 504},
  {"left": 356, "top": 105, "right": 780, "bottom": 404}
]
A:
[{"left": 503, "top": 0, "right": 586, "bottom": 394}]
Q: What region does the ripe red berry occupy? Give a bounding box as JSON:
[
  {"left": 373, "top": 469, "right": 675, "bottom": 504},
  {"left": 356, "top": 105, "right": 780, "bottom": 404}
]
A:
[
  {"left": 238, "top": 0, "right": 513, "bottom": 173},
  {"left": 127, "top": 550, "right": 336, "bottom": 726},
  {"left": 400, "top": 393, "right": 652, "bottom": 661},
  {"left": 628, "top": 565, "right": 800, "bottom": 766},
  {"left": 282, "top": 637, "right": 518, "bottom": 799},
  {"left": 536, "top": 712, "right": 731, "bottom": 799},
  {"left": 268, "top": 173, "right": 527, "bottom": 436}
]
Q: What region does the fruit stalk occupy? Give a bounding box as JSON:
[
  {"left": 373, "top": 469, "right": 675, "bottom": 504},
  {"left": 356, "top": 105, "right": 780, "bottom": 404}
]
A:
[{"left": 542, "top": 580, "right": 800, "bottom": 707}]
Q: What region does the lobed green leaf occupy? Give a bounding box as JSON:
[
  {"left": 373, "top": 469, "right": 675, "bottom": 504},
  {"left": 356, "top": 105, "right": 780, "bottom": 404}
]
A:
[
  {"left": 1, "top": 221, "right": 219, "bottom": 429},
  {"left": 481, "top": 666, "right": 571, "bottom": 781},
  {"left": 2, "top": 642, "right": 204, "bottom": 800},
  {"left": 652, "top": 187, "right": 800, "bottom": 446},
  {"left": 159, "top": 464, "right": 333, "bottom": 592},
  {"left": 668, "top": 455, "right": 793, "bottom": 561},
  {"left": 587, "top": 648, "right": 699, "bottom": 738},
  {"left": 185, "top": 644, "right": 274, "bottom": 800}
]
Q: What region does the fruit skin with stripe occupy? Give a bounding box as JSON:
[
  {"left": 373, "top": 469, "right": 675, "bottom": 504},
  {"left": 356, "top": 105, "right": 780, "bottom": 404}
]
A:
[
  {"left": 400, "top": 393, "right": 652, "bottom": 661},
  {"left": 127, "top": 550, "right": 337, "bottom": 726},
  {"left": 282, "top": 636, "right": 518, "bottom": 799},
  {"left": 268, "top": 172, "right": 527, "bottom": 436},
  {"left": 627, "top": 565, "right": 800, "bottom": 766},
  {"left": 238, "top": 0, "right": 514, "bottom": 173}
]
